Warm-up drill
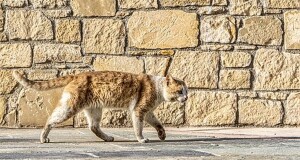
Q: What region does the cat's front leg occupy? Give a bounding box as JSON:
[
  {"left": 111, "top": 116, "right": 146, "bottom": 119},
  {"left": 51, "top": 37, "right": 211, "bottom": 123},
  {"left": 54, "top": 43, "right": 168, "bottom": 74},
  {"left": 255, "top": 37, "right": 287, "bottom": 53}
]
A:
[
  {"left": 145, "top": 112, "right": 166, "bottom": 141},
  {"left": 131, "top": 111, "right": 149, "bottom": 143}
]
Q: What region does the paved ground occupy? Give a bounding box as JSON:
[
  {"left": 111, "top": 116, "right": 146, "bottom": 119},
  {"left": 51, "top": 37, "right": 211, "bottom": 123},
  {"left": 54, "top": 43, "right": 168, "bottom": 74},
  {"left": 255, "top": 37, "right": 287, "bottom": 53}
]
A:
[{"left": 1, "top": 127, "right": 300, "bottom": 159}]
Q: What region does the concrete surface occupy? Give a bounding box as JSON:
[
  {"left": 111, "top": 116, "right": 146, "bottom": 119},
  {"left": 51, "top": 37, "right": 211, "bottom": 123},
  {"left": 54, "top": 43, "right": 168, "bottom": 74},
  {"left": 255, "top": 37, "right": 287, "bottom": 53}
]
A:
[{"left": 1, "top": 127, "right": 300, "bottom": 159}]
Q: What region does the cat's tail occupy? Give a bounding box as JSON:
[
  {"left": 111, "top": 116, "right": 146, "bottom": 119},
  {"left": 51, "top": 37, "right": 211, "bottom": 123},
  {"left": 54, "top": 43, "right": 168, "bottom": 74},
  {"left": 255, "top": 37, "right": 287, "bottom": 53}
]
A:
[{"left": 13, "top": 71, "right": 75, "bottom": 91}]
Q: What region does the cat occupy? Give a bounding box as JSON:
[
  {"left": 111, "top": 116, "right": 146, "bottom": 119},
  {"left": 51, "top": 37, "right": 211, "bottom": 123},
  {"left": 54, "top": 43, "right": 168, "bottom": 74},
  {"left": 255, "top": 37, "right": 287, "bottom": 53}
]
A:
[{"left": 13, "top": 70, "right": 188, "bottom": 143}]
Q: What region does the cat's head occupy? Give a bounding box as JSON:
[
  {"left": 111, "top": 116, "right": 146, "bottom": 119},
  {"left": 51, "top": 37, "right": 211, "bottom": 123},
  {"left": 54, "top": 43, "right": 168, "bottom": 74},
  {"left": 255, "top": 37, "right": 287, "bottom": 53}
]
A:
[{"left": 163, "top": 75, "right": 188, "bottom": 103}]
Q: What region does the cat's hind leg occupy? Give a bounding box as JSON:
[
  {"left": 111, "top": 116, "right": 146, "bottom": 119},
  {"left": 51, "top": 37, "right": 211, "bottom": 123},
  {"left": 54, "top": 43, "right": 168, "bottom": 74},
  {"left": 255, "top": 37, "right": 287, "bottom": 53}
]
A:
[
  {"left": 84, "top": 107, "right": 114, "bottom": 142},
  {"left": 145, "top": 112, "right": 166, "bottom": 141},
  {"left": 40, "top": 92, "right": 78, "bottom": 143}
]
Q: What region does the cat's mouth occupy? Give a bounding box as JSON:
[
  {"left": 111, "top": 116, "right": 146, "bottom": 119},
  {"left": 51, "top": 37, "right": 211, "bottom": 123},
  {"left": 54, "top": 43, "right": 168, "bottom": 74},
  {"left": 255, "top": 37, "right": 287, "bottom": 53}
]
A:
[{"left": 177, "top": 96, "right": 188, "bottom": 103}]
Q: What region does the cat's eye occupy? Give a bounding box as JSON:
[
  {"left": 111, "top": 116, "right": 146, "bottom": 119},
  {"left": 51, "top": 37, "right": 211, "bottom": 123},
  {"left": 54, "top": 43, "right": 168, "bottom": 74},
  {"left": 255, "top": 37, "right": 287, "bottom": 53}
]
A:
[{"left": 177, "top": 90, "right": 183, "bottom": 94}]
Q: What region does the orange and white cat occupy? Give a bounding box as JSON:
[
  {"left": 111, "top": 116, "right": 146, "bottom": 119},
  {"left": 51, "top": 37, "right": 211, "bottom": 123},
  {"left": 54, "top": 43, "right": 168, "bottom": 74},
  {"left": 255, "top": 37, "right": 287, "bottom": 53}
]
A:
[{"left": 13, "top": 71, "right": 188, "bottom": 143}]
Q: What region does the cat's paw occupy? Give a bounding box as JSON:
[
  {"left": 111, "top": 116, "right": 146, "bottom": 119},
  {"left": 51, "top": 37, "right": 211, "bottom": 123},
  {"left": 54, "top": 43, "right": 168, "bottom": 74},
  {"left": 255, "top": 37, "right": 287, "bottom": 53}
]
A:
[
  {"left": 139, "top": 138, "right": 149, "bottom": 143},
  {"left": 158, "top": 129, "right": 166, "bottom": 141},
  {"left": 104, "top": 136, "right": 114, "bottom": 142},
  {"left": 40, "top": 138, "right": 50, "bottom": 143}
]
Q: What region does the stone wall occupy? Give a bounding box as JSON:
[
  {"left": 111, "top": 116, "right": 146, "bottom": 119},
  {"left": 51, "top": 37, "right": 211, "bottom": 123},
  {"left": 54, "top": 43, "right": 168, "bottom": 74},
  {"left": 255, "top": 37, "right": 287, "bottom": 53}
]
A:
[{"left": 0, "top": 0, "right": 300, "bottom": 128}]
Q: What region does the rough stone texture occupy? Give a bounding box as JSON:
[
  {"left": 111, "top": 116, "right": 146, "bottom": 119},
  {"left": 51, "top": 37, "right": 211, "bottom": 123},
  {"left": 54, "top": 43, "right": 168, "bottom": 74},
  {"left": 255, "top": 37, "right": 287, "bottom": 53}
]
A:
[
  {"left": 186, "top": 91, "right": 237, "bottom": 126},
  {"left": 144, "top": 57, "right": 170, "bottom": 76},
  {"left": 284, "top": 10, "right": 300, "bottom": 49},
  {"left": 0, "top": 44, "right": 32, "bottom": 68},
  {"left": 258, "top": 92, "right": 288, "bottom": 100},
  {"left": 93, "top": 56, "right": 144, "bottom": 74},
  {"left": 28, "top": 70, "right": 58, "bottom": 80},
  {"left": 119, "top": 0, "right": 158, "bottom": 9},
  {"left": 238, "top": 92, "right": 257, "bottom": 98},
  {"left": 83, "top": 19, "right": 125, "bottom": 54},
  {"left": 5, "top": 110, "right": 17, "bottom": 127},
  {"left": 18, "top": 88, "right": 73, "bottom": 127},
  {"left": 265, "top": 0, "right": 300, "bottom": 8},
  {"left": 0, "top": 96, "right": 6, "bottom": 124},
  {"left": 154, "top": 102, "right": 184, "bottom": 125},
  {"left": 56, "top": 19, "right": 81, "bottom": 43},
  {"left": 0, "top": 70, "right": 18, "bottom": 95},
  {"left": 238, "top": 16, "right": 282, "bottom": 45},
  {"left": 285, "top": 93, "right": 300, "bottom": 125},
  {"left": 6, "top": 10, "right": 53, "bottom": 40},
  {"left": 128, "top": 10, "right": 199, "bottom": 49},
  {"left": 221, "top": 52, "right": 252, "bottom": 67},
  {"left": 264, "top": 8, "right": 282, "bottom": 14},
  {"left": 0, "top": 32, "right": 7, "bottom": 41},
  {"left": 160, "top": 0, "right": 210, "bottom": 6},
  {"left": 34, "top": 44, "right": 82, "bottom": 63},
  {"left": 128, "top": 50, "right": 175, "bottom": 56},
  {"left": 197, "top": 6, "right": 226, "bottom": 15},
  {"left": 30, "top": 0, "right": 68, "bottom": 8},
  {"left": 201, "top": 16, "right": 236, "bottom": 43},
  {"left": 219, "top": 70, "right": 251, "bottom": 89},
  {"left": 70, "top": 0, "right": 116, "bottom": 17},
  {"left": 201, "top": 45, "right": 233, "bottom": 51},
  {"left": 42, "top": 10, "right": 72, "bottom": 18},
  {"left": 212, "top": 0, "right": 227, "bottom": 5},
  {"left": 169, "top": 51, "right": 219, "bottom": 88},
  {"left": 3, "top": 0, "right": 27, "bottom": 7},
  {"left": 234, "top": 45, "right": 257, "bottom": 50},
  {"left": 229, "top": 0, "right": 262, "bottom": 15},
  {"left": 254, "top": 49, "right": 300, "bottom": 90},
  {"left": 238, "top": 99, "right": 283, "bottom": 126}
]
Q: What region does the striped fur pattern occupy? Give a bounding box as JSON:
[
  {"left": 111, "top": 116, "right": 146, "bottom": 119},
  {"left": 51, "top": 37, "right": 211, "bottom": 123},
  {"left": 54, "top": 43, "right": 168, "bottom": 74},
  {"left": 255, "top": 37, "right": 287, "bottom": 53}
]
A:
[{"left": 13, "top": 71, "right": 188, "bottom": 143}]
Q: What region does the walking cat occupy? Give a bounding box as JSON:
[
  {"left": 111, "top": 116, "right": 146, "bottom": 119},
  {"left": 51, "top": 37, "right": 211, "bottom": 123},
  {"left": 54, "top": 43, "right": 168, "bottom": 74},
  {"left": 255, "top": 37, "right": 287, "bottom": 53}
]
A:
[{"left": 13, "top": 71, "right": 188, "bottom": 143}]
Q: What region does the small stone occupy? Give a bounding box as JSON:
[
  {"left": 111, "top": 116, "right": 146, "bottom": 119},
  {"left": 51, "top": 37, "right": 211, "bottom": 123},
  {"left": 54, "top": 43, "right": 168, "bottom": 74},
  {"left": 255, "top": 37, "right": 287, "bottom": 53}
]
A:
[
  {"left": 285, "top": 93, "right": 300, "bottom": 125},
  {"left": 30, "top": 0, "right": 67, "bottom": 8},
  {"left": 221, "top": 52, "right": 252, "bottom": 67},
  {"left": 128, "top": 10, "right": 199, "bottom": 49},
  {"left": 238, "top": 92, "right": 257, "bottom": 98},
  {"left": 119, "top": 0, "right": 158, "bottom": 9},
  {"left": 5, "top": 109, "right": 17, "bottom": 127},
  {"left": 6, "top": 10, "right": 53, "bottom": 40},
  {"left": 197, "top": 6, "right": 227, "bottom": 15},
  {"left": 201, "top": 15, "right": 236, "bottom": 43},
  {"left": 229, "top": 0, "right": 262, "bottom": 15},
  {"left": 264, "top": 9, "right": 282, "bottom": 14},
  {"left": 169, "top": 51, "right": 219, "bottom": 88},
  {"left": 200, "top": 44, "right": 233, "bottom": 51},
  {"left": 28, "top": 70, "right": 58, "bottom": 80},
  {"left": 83, "top": 19, "right": 125, "bottom": 55},
  {"left": 258, "top": 92, "right": 288, "bottom": 100},
  {"left": 234, "top": 45, "right": 257, "bottom": 50},
  {"left": 254, "top": 49, "right": 300, "bottom": 90},
  {"left": 0, "top": 70, "right": 17, "bottom": 95},
  {"left": 144, "top": 57, "right": 170, "bottom": 76},
  {"left": 93, "top": 56, "right": 144, "bottom": 74},
  {"left": 18, "top": 88, "right": 73, "bottom": 127},
  {"left": 34, "top": 44, "right": 82, "bottom": 63},
  {"left": 154, "top": 102, "right": 184, "bottom": 125},
  {"left": 264, "top": 0, "right": 300, "bottom": 9},
  {"left": 128, "top": 50, "right": 174, "bottom": 56},
  {"left": 0, "top": 44, "right": 32, "bottom": 68},
  {"left": 43, "top": 10, "right": 71, "bottom": 18},
  {"left": 212, "top": 0, "right": 227, "bottom": 5},
  {"left": 56, "top": 19, "right": 81, "bottom": 43},
  {"left": 284, "top": 10, "right": 300, "bottom": 49},
  {"left": 70, "top": 0, "right": 116, "bottom": 17},
  {"left": 219, "top": 70, "right": 251, "bottom": 89},
  {"left": 238, "top": 99, "right": 283, "bottom": 126},
  {"left": 160, "top": 0, "right": 210, "bottom": 6},
  {"left": 3, "top": 0, "right": 27, "bottom": 7},
  {"left": 0, "top": 32, "right": 7, "bottom": 41},
  {"left": 186, "top": 91, "right": 237, "bottom": 126},
  {"left": 238, "top": 16, "right": 282, "bottom": 45}
]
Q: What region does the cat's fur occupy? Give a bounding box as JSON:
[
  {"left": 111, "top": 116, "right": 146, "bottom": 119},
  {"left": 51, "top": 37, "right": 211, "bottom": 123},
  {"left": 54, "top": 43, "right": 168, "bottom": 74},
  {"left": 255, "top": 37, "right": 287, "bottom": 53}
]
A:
[{"left": 13, "top": 71, "right": 188, "bottom": 143}]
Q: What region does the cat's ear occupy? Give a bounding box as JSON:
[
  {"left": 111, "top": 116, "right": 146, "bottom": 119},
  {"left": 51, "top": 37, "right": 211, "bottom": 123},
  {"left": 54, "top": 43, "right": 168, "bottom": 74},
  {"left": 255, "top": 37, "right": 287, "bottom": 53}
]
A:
[{"left": 166, "top": 75, "right": 174, "bottom": 86}]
